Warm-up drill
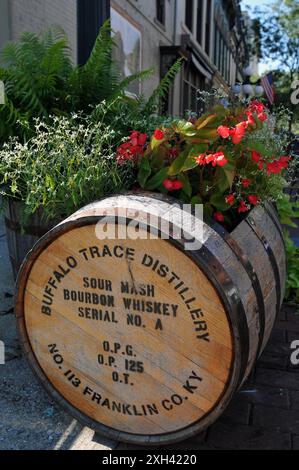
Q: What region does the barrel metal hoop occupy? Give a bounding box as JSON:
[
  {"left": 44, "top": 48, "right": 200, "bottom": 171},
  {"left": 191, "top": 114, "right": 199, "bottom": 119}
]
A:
[
  {"left": 191, "top": 244, "right": 250, "bottom": 388},
  {"left": 263, "top": 203, "right": 288, "bottom": 277},
  {"left": 245, "top": 215, "right": 281, "bottom": 315},
  {"left": 209, "top": 220, "right": 265, "bottom": 360}
]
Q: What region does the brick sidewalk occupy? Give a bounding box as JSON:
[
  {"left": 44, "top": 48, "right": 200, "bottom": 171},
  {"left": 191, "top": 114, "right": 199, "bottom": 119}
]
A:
[{"left": 115, "top": 304, "right": 299, "bottom": 450}]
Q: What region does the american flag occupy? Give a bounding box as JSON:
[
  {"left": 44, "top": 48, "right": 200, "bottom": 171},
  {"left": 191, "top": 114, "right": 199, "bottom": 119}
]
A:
[{"left": 261, "top": 73, "right": 275, "bottom": 104}]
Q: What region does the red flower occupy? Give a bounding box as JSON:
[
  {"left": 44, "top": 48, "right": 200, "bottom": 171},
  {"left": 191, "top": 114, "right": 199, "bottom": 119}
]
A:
[
  {"left": 196, "top": 152, "right": 228, "bottom": 167},
  {"left": 266, "top": 156, "right": 291, "bottom": 174},
  {"left": 195, "top": 154, "right": 207, "bottom": 165},
  {"left": 213, "top": 152, "right": 228, "bottom": 167},
  {"left": 238, "top": 200, "right": 250, "bottom": 213},
  {"left": 172, "top": 180, "right": 183, "bottom": 190},
  {"left": 163, "top": 179, "right": 183, "bottom": 191},
  {"left": 137, "top": 133, "right": 148, "bottom": 146},
  {"left": 241, "top": 178, "right": 251, "bottom": 188},
  {"left": 214, "top": 212, "right": 225, "bottom": 222},
  {"left": 163, "top": 178, "right": 174, "bottom": 190},
  {"left": 116, "top": 130, "right": 148, "bottom": 164},
  {"left": 231, "top": 133, "right": 243, "bottom": 145},
  {"left": 246, "top": 112, "right": 255, "bottom": 126},
  {"left": 129, "top": 130, "right": 148, "bottom": 146},
  {"left": 154, "top": 129, "right": 165, "bottom": 140},
  {"left": 229, "top": 123, "right": 246, "bottom": 144},
  {"left": 258, "top": 112, "right": 267, "bottom": 122},
  {"left": 248, "top": 195, "right": 260, "bottom": 206},
  {"left": 249, "top": 100, "right": 265, "bottom": 114},
  {"left": 251, "top": 150, "right": 261, "bottom": 163},
  {"left": 225, "top": 194, "right": 235, "bottom": 206},
  {"left": 217, "top": 125, "right": 230, "bottom": 138}
]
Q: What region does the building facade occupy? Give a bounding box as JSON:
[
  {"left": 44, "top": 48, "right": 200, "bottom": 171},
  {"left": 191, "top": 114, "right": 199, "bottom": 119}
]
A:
[{"left": 0, "top": 0, "right": 249, "bottom": 116}]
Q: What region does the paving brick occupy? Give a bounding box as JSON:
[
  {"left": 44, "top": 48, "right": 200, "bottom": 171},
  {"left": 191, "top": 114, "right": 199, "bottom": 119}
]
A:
[
  {"left": 264, "top": 341, "right": 290, "bottom": 356},
  {"left": 276, "top": 320, "right": 299, "bottom": 333},
  {"left": 289, "top": 391, "right": 299, "bottom": 411},
  {"left": 220, "top": 400, "right": 251, "bottom": 425},
  {"left": 287, "top": 331, "right": 299, "bottom": 343},
  {"left": 269, "top": 329, "right": 287, "bottom": 344},
  {"left": 258, "top": 352, "right": 288, "bottom": 370},
  {"left": 277, "top": 308, "right": 287, "bottom": 322},
  {"left": 255, "top": 367, "right": 299, "bottom": 390},
  {"left": 237, "top": 384, "right": 290, "bottom": 409},
  {"left": 287, "top": 308, "right": 299, "bottom": 323},
  {"left": 253, "top": 404, "right": 299, "bottom": 434},
  {"left": 207, "top": 421, "right": 291, "bottom": 450},
  {"left": 293, "top": 435, "right": 299, "bottom": 450}
]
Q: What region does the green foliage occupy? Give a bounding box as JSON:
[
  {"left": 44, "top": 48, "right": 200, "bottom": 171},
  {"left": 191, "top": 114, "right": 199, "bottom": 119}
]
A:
[
  {"left": 277, "top": 194, "right": 299, "bottom": 305},
  {"left": 0, "top": 114, "right": 135, "bottom": 221},
  {"left": 133, "top": 100, "right": 292, "bottom": 227},
  {"left": 0, "top": 28, "right": 72, "bottom": 143},
  {"left": 144, "top": 58, "right": 183, "bottom": 114},
  {"left": 249, "top": 1, "right": 299, "bottom": 131},
  {"left": 284, "top": 231, "right": 299, "bottom": 306},
  {"left": 0, "top": 21, "right": 182, "bottom": 148}
]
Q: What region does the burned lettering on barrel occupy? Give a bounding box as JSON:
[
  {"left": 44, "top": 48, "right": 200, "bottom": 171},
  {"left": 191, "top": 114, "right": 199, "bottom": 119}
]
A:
[
  {"left": 140, "top": 253, "right": 210, "bottom": 341},
  {"left": 40, "top": 256, "right": 78, "bottom": 315}
]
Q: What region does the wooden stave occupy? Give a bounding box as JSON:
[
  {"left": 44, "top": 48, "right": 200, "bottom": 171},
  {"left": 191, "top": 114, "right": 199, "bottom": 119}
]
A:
[{"left": 15, "top": 193, "right": 285, "bottom": 444}]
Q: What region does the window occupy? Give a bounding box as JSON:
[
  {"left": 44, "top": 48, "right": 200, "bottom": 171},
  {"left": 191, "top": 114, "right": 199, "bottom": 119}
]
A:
[
  {"left": 111, "top": 8, "right": 142, "bottom": 95},
  {"left": 156, "top": 0, "right": 165, "bottom": 25},
  {"left": 185, "top": 0, "right": 194, "bottom": 32},
  {"left": 183, "top": 63, "right": 205, "bottom": 114},
  {"left": 205, "top": 0, "right": 211, "bottom": 55},
  {"left": 214, "top": 24, "right": 219, "bottom": 65},
  {"left": 196, "top": 1, "right": 203, "bottom": 44}
]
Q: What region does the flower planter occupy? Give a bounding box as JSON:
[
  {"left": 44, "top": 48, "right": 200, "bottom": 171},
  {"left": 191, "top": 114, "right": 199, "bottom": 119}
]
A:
[
  {"left": 4, "top": 199, "right": 59, "bottom": 279},
  {"left": 15, "top": 193, "right": 286, "bottom": 445}
]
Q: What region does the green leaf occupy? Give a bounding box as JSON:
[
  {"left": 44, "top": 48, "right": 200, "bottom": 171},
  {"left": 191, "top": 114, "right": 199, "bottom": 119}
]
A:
[
  {"left": 178, "top": 173, "right": 192, "bottom": 197},
  {"left": 137, "top": 158, "right": 151, "bottom": 188},
  {"left": 145, "top": 167, "right": 169, "bottom": 190},
  {"left": 175, "top": 120, "right": 197, "bottom": 136},
  {"left": 151, "top": 136, "right": 164, "bottom": 150},
  {"left": 217, "top": 166, "right": 236, "bottom": 191},
  {"left": 210, "top": 193, "right": 230, "bottom": 211},
  {"left": 203, "top": 204, "right": 213, "bottom": 218},
  {"left": 45, "top": 174, "right": 55, "bottom": 190},
  {"left": 168, "top": 150, "right": 189, "bottom": 176},
  {"left": 191, "top": 195, "right": 203, "bottom": 204},
  {"left": 196, "top": 114, "right": 217, "bottom": 130},
  {"left": 181, "top": 144, "right": 208, "bottom": 172}
]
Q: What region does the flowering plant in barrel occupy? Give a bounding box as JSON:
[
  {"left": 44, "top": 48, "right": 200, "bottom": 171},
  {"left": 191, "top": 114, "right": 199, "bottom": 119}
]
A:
[{"left": 116, "top": 99, "right": 292, "bottom": 228}]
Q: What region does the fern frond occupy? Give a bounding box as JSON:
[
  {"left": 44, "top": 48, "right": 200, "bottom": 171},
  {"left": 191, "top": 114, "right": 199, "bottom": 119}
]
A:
[
  {"left": 144, "top": 58, "right": 183, "bottom": 114},
  {"left": 112, "top": 68, "right": 154, "bottom": 98}
]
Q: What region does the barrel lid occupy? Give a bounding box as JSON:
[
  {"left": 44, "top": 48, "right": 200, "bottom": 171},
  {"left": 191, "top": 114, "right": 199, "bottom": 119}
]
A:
[{"left": 15, "top": 196, "right": 244, "bottom": 444}]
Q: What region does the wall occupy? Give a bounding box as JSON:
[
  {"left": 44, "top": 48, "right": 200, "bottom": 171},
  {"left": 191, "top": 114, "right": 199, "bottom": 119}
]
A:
[
  {"left": 8, "top": 0, "right": 77, "bottom": 63},
  {"left": 111, "top": 0, "right": 177, "bottom": 101},
  {"left": 0, "top": 0, "right": 11, "bottom": 53}
]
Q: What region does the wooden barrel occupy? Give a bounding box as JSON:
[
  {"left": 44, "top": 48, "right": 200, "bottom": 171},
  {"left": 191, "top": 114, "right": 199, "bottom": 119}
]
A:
[
  {"left": 15, "top": 193, "right": 286, "bottom": 445},
  {"left": 4, "top": 199, "right": 58, "bottom": 279}
]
